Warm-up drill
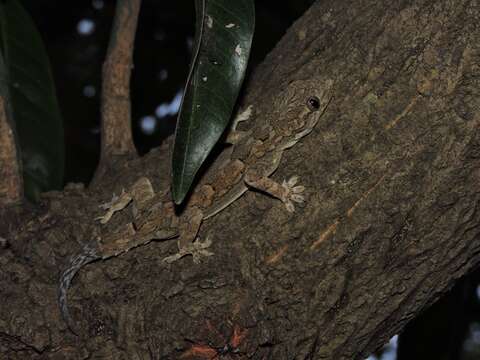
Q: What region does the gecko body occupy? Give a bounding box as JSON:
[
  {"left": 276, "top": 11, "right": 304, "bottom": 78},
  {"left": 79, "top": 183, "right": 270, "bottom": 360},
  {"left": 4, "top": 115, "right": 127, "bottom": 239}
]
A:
[{"left": 58, "top": 77, "right": 334, "bottom": 332}]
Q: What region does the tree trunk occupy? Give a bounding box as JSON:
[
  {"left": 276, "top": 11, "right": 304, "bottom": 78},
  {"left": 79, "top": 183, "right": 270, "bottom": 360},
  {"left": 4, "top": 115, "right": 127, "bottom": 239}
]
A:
[{"left": 1, "top": 0, "right": 480, "bottom": 358}]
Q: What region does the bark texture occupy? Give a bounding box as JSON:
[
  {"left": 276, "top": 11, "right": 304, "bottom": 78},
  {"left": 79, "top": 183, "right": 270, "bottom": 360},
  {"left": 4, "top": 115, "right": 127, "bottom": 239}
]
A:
[
  {"left": 0, "top": 49, "right": 22, "bottom": 206},
  {"left": 0, "top": 95, "right": 22, "bottom": 205},
  {"left": 1, "top": 0, "right": 480, "bottom": 359}
]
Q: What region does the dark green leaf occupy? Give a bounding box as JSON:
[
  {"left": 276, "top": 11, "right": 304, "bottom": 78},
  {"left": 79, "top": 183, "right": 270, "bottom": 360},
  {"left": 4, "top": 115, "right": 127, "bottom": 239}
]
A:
[
  {"left": 0, "top": 0, "right": 64, "bottom": 201},
  {"left": 172, "top": 0, "right": 255, "bottom": 204}
]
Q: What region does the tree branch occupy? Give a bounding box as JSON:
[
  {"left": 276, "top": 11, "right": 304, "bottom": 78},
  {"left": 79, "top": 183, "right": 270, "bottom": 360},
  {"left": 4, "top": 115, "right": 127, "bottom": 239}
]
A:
[
  {"left": 93, "top": 0, "right": 141, "bottom": 184},
  {"left": 0, "top": 89, "right": 22, "bottom": 205},
  {"left": 1, "top": 0, "right": 480, "bottom": 358}
]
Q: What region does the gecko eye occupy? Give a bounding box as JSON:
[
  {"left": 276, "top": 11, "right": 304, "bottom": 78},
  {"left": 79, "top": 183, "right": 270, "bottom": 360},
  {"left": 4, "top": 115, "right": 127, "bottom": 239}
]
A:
[{"left": 307, "top": 96, "right": 320, "bottom": 111}]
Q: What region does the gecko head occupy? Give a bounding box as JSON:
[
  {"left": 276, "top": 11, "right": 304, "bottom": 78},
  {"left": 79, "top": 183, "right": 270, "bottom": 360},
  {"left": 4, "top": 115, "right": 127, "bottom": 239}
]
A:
[{"left": 273, "top": 78, "right": 335, "bottom": 133}]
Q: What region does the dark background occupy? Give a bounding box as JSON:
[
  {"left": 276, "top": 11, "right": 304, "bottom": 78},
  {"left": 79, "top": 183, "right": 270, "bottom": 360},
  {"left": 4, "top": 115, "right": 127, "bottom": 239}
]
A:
[{"left": 19, "top": 1, "right": 480, "bottom": 358}]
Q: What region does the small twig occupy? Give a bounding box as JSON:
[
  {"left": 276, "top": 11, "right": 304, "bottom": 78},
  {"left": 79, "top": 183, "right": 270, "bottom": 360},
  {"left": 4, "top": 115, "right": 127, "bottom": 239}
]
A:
[
  {"left": 93, "top": 0, "right": 141, "bottom": 184},
  {"left": 0, "top": 90, "right": 23, "bottom": 205}
]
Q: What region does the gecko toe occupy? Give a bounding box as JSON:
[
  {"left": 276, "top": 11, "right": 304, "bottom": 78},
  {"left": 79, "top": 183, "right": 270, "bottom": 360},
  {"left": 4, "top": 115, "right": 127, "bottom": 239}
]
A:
[
  {"left": 163, "top": 253, "right": 183, "bottom": 264},
  {"left": 285, "top": 201, "right": 295, "bottom": 212},
  {"left": 292, "top": 185, "right": 305, "bottom": 194},
  {"left": 191, "top": 238, "right": 214, "bottom": 263},
  {"left": 291, "top": 194, "right": 305, "bottom": 203},
  {"left": 281, "top": 176, "right": 306, "bottom": 210},
  {"left": 287, "top": 176, "right": 299, "bottom": 187}
]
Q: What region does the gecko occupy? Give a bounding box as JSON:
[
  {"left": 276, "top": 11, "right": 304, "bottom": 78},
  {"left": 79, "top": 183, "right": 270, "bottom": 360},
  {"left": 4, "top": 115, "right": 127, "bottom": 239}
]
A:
[{"left": 58, "top": 77, "right": 334, "bottom": 333}]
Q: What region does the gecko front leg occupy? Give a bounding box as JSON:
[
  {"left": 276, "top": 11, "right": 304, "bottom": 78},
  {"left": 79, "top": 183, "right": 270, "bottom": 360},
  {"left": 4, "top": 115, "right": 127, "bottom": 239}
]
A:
[
  {"left": 244, "top": 170, "right": 305, "bottom": 212},
  {"left": 243, "top": 147, "right": 306, "bottom": 213}
]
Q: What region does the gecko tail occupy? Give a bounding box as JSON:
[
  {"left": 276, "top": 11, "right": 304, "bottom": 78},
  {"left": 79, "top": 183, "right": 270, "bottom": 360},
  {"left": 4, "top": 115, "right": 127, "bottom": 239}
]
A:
[{"left": 58, "top": 242, "right": 100, "bottom": 335}]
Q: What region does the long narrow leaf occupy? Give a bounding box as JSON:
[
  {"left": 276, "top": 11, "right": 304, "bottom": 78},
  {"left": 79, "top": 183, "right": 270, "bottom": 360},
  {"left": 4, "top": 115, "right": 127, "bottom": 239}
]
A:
[
  {"left": 172, "top": 0, "right": 255, "bottom": 204},
  {"left": 0, "top": 0, "right": 64, "bottom": 201}
]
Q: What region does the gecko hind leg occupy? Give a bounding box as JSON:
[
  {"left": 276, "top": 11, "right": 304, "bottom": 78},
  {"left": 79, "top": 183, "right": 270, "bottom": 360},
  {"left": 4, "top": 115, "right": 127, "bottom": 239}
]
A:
[
  {"left": 244, "top": 171, "right": 305, "bottom": 213},
  {"left": 163, "top": 237, "right": 213, "bottom": 264},
  {"left": 58, "top": 242, "right": 101, "bottom": 334},
  {"left": 163, "top": 207, "right": 213, "bottom": 264}
]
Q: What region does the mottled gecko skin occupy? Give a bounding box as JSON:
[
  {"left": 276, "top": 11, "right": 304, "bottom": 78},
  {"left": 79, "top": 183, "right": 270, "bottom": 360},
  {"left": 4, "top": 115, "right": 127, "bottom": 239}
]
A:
[
  {"left": 58, "top": 78, "right": 334, "bottom": 332},
  {"left": 201, "top": 78, "right": 335, "bottom": 220},
  {"left": 164, "top": 78, "right": 335, "bottom": 261}
]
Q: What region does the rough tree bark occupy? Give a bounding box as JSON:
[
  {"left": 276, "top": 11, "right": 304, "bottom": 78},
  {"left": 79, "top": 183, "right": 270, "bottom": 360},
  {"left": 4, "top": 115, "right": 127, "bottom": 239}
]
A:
[
  {"left": 0, "top": 54, "right": 23, "bottom": 205},
  {"left": 92, "top": 0, "right": 140, "bottom": 185},
  {"left": 1, "top": 0, "right": 480, "bottom": 359}
]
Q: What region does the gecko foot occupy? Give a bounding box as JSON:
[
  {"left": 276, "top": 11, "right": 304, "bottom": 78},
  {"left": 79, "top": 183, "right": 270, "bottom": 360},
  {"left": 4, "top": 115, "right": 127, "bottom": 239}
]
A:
[
  {"left": 95, "top": 190, "right": 132, "bottom": 224},
  {"left": 163, "top": 238, "right": 214, "bottom": 264},
  {"left": 281, "top": 176, "right": 305, "bottom": 212}
]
